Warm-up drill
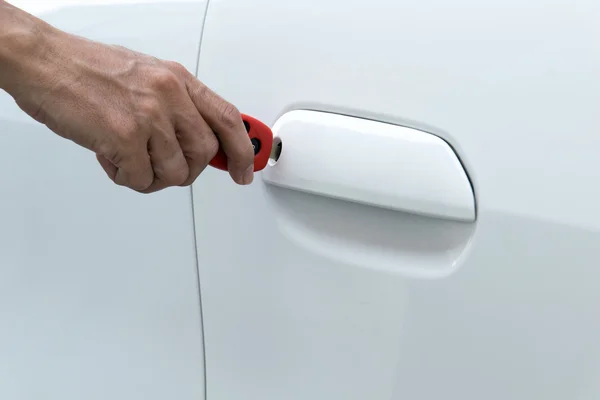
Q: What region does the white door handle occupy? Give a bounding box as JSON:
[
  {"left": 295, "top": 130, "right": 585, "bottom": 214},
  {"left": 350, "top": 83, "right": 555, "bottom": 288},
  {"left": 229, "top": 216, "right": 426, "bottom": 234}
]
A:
[{"left": 262, "top": 110, "right": 475, "bottom": 222}]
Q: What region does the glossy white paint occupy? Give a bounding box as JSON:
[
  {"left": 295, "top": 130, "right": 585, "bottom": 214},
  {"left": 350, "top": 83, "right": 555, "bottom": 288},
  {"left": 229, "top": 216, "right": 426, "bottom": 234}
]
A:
[
  {"left": 9, "top": 0, "right": 197, "bottom": 15},
  {"left": 194, "top": 0, "right": 600, "bottom": 399},
  {"left": 0, "top": 2, "right": 207, "bottom": 399},
  {"left": 263, "top": 110, "right": 475, "bottom": 222}
]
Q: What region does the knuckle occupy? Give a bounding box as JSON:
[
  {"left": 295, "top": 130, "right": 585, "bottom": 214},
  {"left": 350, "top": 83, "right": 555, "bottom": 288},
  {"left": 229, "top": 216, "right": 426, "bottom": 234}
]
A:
[
  {"left": 119, "top": 159, "right": 153, "bottom": 191},
  {"left": 150, "top": 68, "right": 181, "bottom": 92},
  {"left": 136, "top": 172, "right": 154, "bottom": 190},
  {"left": 138, "top": 187, "right": 158, "bottom": 194},
  {"left": 186, "top": 132, "right": 219, "bottom": 165},
  {"left": 166, "top": 61, "right": 189, "bottom": 77},
  {"left": 96, "top": 141, "right": 119, "bottom": 162},
  {"left": 138, "top": 98, "right": 163, "bottom": 122},
  {"left": 129, "top": 180, "right": 151, "bottom": 192},
  {"left": 164, "top": 165, "right": 189, "bottom": 186},
  {"left": 218, "top": 102, "right": 241, "bottom": 129},
  {"left": 114, "top": 120, "right": 142, "bottom": 150},
  {"left": 178, "top": 173, "right": 197, "bottom": 187},
  {"left": 205, "top": 135, "right": 220, "bottom": 160},
  {"left": 188, "top": 82, "right": 209, "bottom": 102}
]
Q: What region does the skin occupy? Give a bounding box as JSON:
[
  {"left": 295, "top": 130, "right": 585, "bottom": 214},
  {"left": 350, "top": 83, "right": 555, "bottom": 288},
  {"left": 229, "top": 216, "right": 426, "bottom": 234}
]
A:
[{"left": 0, "top": 0, "right": 255, "bottom": 192}]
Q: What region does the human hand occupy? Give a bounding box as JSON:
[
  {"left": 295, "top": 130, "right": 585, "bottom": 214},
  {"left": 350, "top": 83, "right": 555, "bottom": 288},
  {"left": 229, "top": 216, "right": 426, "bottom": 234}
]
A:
[{"left": 1, "top": 13, "right": 254, "bottom": 192}]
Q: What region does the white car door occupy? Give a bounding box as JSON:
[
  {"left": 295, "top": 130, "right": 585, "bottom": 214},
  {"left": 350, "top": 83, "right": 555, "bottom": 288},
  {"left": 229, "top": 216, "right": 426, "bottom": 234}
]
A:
[
  {"left": 194, "top": 0, "right": 600, "bottom": 399},
  {"left": 0, "top": 2, "right": 207, "bottom": 399}
]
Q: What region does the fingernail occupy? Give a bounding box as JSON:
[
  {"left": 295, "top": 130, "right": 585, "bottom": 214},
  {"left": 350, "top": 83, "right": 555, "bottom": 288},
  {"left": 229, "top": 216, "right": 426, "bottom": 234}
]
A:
[{"left": 242, "top": 165, "right": 254, "bottom": 185}]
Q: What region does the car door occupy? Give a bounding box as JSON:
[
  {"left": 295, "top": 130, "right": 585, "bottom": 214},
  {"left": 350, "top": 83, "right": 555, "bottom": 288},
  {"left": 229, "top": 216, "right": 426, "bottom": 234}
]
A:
[
  {"left": 193, "top": 0, "right": 600, "bottom": 399},
  {"left": 0, "top": 1, "right": 207, "bottom": 399}
]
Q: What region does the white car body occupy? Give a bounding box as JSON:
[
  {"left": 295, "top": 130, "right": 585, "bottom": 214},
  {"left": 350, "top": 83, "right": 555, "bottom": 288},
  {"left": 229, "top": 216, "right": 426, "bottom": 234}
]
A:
[{"left": 2, "top": 0, "right": 600, "bottom": 399}]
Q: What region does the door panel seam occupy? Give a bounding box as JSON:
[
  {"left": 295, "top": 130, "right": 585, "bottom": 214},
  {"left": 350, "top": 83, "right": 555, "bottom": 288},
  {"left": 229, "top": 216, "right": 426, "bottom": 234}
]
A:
[{"left": 191, "top": 1, "right": 211, "bottom": 399}]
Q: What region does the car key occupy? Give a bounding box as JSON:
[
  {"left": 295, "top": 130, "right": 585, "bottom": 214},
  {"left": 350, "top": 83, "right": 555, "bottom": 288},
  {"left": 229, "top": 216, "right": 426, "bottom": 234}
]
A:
[{"left": 209, "top": 114, "right": 276, "bottom": 172}]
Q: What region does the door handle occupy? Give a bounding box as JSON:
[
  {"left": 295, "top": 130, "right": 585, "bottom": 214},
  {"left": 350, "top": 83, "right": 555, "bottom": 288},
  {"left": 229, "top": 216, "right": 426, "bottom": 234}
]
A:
[{"left": 262, "top": 110, "right": 475, "bottom": 222}]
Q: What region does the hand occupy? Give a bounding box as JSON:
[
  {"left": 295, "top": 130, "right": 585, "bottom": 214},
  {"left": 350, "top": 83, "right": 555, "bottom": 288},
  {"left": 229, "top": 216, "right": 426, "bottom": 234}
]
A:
[{"left": 2, "top": 19, "right": 254, "bottom": 192}]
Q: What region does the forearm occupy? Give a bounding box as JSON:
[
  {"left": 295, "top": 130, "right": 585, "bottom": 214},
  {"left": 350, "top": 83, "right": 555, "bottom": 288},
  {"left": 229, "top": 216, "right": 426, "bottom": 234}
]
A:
[{"left": 0, "top": 1, "right": 54, "bottom": 94}]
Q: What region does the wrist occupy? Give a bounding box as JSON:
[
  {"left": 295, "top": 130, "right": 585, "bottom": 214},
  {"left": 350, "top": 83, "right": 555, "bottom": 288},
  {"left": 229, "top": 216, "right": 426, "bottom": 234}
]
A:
[{"left": 0, "top": 2, "right": 57, "bottom": 95}]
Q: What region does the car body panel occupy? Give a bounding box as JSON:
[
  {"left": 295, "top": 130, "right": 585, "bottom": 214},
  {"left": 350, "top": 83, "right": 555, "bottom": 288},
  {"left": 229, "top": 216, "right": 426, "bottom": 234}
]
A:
[
  {"left": 0, "top": 2, "right": 207, "bottom": 399},
  {"left": 194, "top": 0, "right": 600, "bottom": 399}
]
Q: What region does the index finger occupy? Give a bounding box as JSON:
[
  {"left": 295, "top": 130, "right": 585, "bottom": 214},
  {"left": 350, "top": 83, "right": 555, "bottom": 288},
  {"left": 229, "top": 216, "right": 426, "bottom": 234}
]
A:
[{"left": 185, "top": 80, "right": 254, "bottom": 185}]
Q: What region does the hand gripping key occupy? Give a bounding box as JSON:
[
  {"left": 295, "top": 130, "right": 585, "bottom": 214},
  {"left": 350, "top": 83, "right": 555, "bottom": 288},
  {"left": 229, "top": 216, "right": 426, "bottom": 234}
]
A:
[{"left": 209, "top": 114, "right": 274, "bottom": 172}]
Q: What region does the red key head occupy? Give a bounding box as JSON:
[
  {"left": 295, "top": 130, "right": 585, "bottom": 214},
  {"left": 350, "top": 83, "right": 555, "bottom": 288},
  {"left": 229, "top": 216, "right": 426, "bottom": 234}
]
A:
[{"left": 209, "top": 113, "right": 273, "bottom": 172}]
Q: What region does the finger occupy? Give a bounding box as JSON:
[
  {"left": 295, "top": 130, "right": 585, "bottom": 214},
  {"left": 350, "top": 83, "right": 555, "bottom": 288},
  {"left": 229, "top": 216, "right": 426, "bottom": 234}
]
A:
[
  {"left": 175, "top": 103, "right": 219, "bottom": 187},
  {"left": 96, "top": 154, "right": 117, "bottom": 181},
  {"left": 113, "top": 151, "right": 154, "bottom": 191},
  {"left": 140, "top": 126, "right": 189, "bottom": 193},
  {"left": 98, "top": 147, "right": 153, "bottom": 191},
  {"left": 185, "top": 81, "right": 254, "bottom": 185}
]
